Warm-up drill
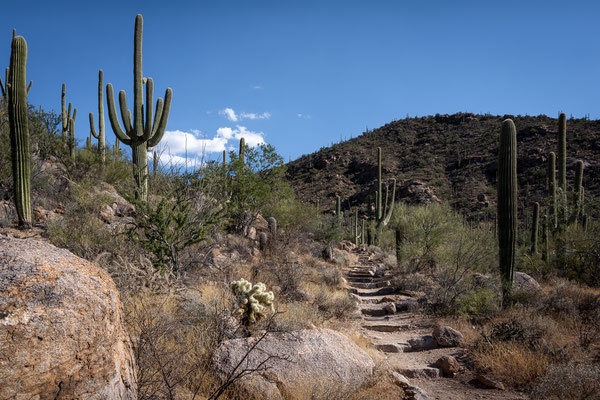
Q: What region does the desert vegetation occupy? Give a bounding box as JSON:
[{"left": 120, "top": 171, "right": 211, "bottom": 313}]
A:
[{"left": 1, "top": 12, "right": 599, "bottom": 400}]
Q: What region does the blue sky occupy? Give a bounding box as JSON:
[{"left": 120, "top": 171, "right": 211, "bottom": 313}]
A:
[{"left": 5, "top": 0, "right": 600, "bottom": 163}]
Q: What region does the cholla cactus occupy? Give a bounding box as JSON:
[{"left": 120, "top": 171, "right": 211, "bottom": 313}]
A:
[{"left": 231, "top": 279, "right": 275, "bottom": 325}]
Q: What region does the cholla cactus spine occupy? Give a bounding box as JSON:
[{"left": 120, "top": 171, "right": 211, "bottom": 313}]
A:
[{"left": 231, "top": 279, "right": 275, "bottom": 325}]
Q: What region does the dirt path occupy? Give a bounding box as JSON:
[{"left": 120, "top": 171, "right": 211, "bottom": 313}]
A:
[{"left": 344, "top": 247, "right": 529, "bottom": 400}]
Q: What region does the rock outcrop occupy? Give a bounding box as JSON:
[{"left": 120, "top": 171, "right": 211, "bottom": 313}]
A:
[
  {"left": 212, "top": 328, "right": 374, "bottom": 399},
  {"left": 0, "top": 235, "right": 137, "bottom": 399}
]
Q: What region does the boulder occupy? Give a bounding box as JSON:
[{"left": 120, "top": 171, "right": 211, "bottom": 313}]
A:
[
  {"left": 433, "top": 326, "right": 464, "bottom": 347},
  {"left": 406, "top": 336, "right": 437, "bottom": 352},
  {"left": 0, "top": 235, "right": 136, "bottom": 399},
  {"left": 212, "top": 328, "right": 374, "bottom": 400},
  {"left": 434, "top": 355, "right": 460, "bottom": 377},
  {"left": 514, "top": 272, "right": 542, "bottom": 294}
]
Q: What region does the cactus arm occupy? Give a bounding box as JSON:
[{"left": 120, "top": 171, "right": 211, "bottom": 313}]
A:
[
  {"left": 147, "top": 88, "right": 172, "bottom": 148},
  {"left": 72, "top": 108, "right": 77, "bottom": 124},
  {"left": 106, "top": 83, "right": 131, "bottom": 145},
  {"left": 89, "top": 112, "right": 99, "bottom": 139},
  {"left": 118, "top": 90, "right": 133, "bottom": 134},
  {"left": 150, "top": 97, "right": 164, "bottom": 138},
  {"left": 143, "top": 77, "right": 153, "bottom": 139},
  {"left": 26, "top": 80, "right": 32, "bottom": 95},
  {"left": 133, "top": 14, "right": 144, "bottom": 136}
]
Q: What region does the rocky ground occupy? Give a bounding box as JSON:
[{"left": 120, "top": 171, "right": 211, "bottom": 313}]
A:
[{"left": 344, "top": 246, "right": 529, "bottom": 400}]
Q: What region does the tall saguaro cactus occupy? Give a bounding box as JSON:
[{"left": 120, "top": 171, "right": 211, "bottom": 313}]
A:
[
  {"left": 0, "top": 30, "right": 32, "bottom": 103},
  {"left": 239, "top": 137, "right": 245, "bottom": 164},
  {"left": 89, "top": 69, "right": 106, "bottom": 164},
  {"left": 531, "top": 202, "right": 539, "bottom": 255},
  {"left": 548, "top": 152, "right": 557, "bottom": 229},
  {"left": 573, "top": 160, "right": 584, "bottom": 222},
  {"left": 7, "top": 34, "right": 31, "bottom": 228},
  {"left": 374, "top": 147, "right": 396, "bottom": 244},
  {"left": 557, "top": 113, "right": 567, "bottom": 225},
  {"left": 498, "top": 119, "right": 518, "bottom": 299},
  {"left": 106, "top": 14, "right": 173, "bottom": 201},
  {"left": 61, "top": 83, "right": 77, "bottom": 141}
]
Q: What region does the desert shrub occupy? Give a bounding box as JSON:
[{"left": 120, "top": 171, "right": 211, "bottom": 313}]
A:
[
  {"left": 46, "top": 181, "right": 125, "bottom": 259},
  {"left": 389, "top": 203, "right": 499, "bottom": 315},
  {"left": 553, "top": 223, "right": 600, "bottom": 287},
  {"left": 127, "top": 174, "right": 222, "bottom": 274},
  {"left": 531, "top": 362, "right": 600, "bottom": 400},
  {"left": 312, "top": 287, "right": 357, "bottom": 320},
  {"left": 319, "top": 267, "right": 343, "bottom": 287}
]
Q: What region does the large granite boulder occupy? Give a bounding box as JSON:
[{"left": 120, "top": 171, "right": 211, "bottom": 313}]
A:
[
  {"left": 212, "top": 328, "right": 374, "bottom": 399},
  {"left": 0, "top": 235, "right": 137, "bottom": 399}
]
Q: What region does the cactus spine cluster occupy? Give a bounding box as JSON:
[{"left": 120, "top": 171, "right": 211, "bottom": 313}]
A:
[
  {"left": 531, "top": 202, "right": 539, "bottom": 255},
  {"left": 7, "top": 33, "right": 31, "bottom": 228},
  {"left": 497, "top": 119, "right": 518, "bottom": 298},
  {"left": 231, "top": 279, "right": 275, "bottom": 326},
  {"left": 89, "top": 69, "right": 106, "bottom": 164},
  {"left": 106, "top": 14, "right": 173, "bottom": 201}
]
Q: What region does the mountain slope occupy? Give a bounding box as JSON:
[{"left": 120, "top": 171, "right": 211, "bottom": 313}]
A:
[{"left": 286, "top": 113, "right": 600, "bottom": 221}]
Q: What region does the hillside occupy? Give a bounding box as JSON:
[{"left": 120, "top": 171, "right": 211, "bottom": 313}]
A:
[{"left": 286, "top": 113, "right": 600, "bottom": 221}]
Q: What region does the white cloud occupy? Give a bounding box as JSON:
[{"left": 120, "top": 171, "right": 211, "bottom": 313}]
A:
[
  {"left": 219, "top": 108, "right": 238, "bottom": 122},
  {"left": 252, "top": 85, "right": 263, "bottom": 90},
  {"left": 297, "top": 113, "right": 311, "bottom": 119},
  {"left": 151, "top": 126, "right": 266, "bottom": 168},
  {"left": 219, "top": 108, "right": 270, "bottom": 121},
  {"left": 240, "top": 112, "right": 271, "bottom": 120}
]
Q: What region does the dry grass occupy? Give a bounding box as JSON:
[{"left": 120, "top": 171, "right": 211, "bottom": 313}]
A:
[{"left": 472, "top": 341, "right": 549, "bottom": 388}]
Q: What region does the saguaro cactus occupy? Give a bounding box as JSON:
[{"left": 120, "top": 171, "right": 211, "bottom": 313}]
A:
[
  {"left": 268, "top": 217, "right": 277, "bottom": 237},
  {"left": 557, "top": 113, "right": 567, "bottom": 225},
  {"left": 548, "top": 152, "right": 557, "bottom": 229},
  {"left": 7, "top": 34, "right": 31, "bottom": 228},
  {"left": 239, "top": 137, "right": 245, "bottom": 164},
  {"left": 68, "top": 117, "right": 76, "bottom": 158},
  {"left": 61, "top": 83, "right": 77, "bottom": 141},
  {"left": 395, "top": 227, "right": 403, "bottom": 265},
  {"left": 0, "top": 30, "right": 32, "bottom": 103},
  {"left": 573, "top": 160, "right": 584, "bottom": 222},
  {"left": 353, "top": 208, "right": 361, "bottom": 245},
  {"left": 89, "top": 69, "right": 106, "bottom": 164},
  {"left": 106, "top": 14, "right": 173, "bottom": 201},
  {"left": 336, "top": 195, "right": 342, "bottom": 223},
  {"left": 374, "top": 147, "right": 396, "bottom": 244},
  {"left": 498, "top": 119, "right": 518, "bottom": 299},
  {"left": 531, "top": 202, "right": 539, "bottom": 255}
]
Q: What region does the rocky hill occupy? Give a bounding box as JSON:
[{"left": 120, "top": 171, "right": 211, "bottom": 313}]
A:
[{"left": 286, "top": 113, "right": 600, "bottom": 221}]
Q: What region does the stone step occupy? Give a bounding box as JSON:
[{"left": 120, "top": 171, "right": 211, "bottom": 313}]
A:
[
  {"left": 375, "top": 343, "right": 407, "bottom": 353},
  {"left": 345, "top": 276, "right": 374, "bottom": 283},
  {"left": 360, "top": 307, "right": 387, "bottom": 317},
  {"left": 352, "top": 287, "right": 397, "bottom": 297},
  {"left": 396, "top": 367, "right": 440, "bottom": 379},
  {"left": 362, "top": 323, "right": 411, "bottom": 332},
  {"left": 351, "top": 281, "right": 390, "bottom": 289}
]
